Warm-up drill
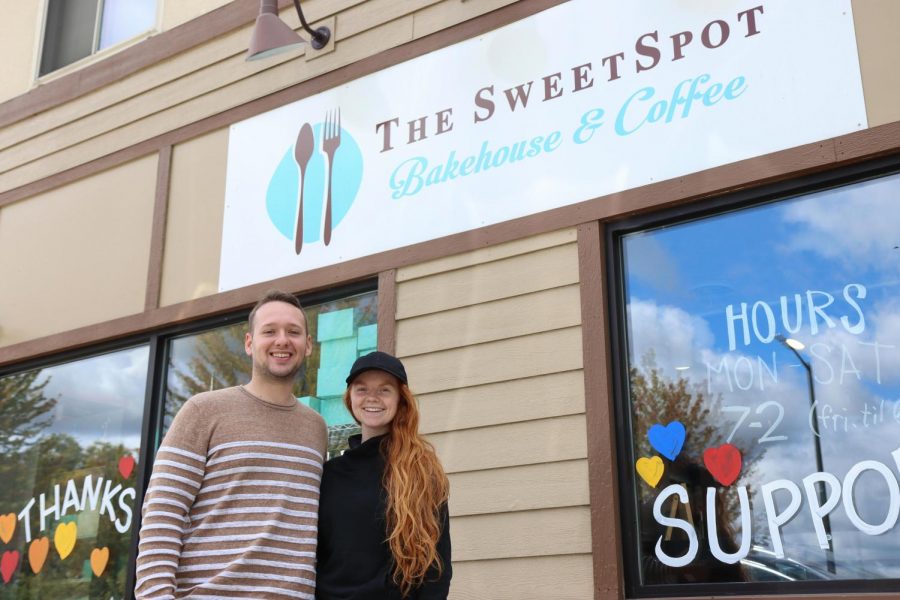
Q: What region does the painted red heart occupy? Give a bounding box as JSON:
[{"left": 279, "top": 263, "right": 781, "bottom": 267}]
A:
[
  {"left": 703, "top": 443, "right": 742, "bottom": 486},
  {"left": 118, "top": 455, "right": 135, "bottom": 479},
  {"left": 1, "top": 550, "right": 19, "bottom": 584}
]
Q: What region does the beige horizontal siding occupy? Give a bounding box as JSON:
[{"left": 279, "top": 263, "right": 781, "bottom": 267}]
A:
[
  {"left": 396, "top": 243, "right": 580, "bottom": 319},
  {"left": 406, "top": 326, "right": 583, "bottom": 394},
  {"left": 418, "top": 369, "right": 585, "bottom": 434},
  {"left": 429, "top": 414, "right": 587, "bottom": 474},
  {"left": 451, "top": 506, "right": 591, "bottom": 561},
  {"left": 396, "top": 227, "right": 576, "bottom": 282},
  {"left": 0, "top": 0, "right": 397, "bottom": 169},
  {"left": 0, "top": 0, "right": 366, "bottom": 156},
  {"left": 397, "top": 283, "right": 582, "bottom": 356},
  {"left": 161, "top": 0, "right": 237, "bottom": 31},
  {"left": 394, "top": 227, "right": 593, "bottom": 594},
  {"left": 450, "top": 554, "right": 594, "bottom": 600},
  {"left": 414, "top": 0, "right": 520, "bottom": 39},
  {"left": 0, "top": 16, "right": 413, "bottom": 192},
  {"left": 0, "top": 0, "right": 528, "bottom": 195},
  {"left": 340, "top": 0, "right": 443, "bottom": 39},
  {"left": 448, "top": 460, "right": 589, "bottom": 517}
]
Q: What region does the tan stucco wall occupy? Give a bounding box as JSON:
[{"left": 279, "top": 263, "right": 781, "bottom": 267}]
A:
[
  {"left": 852, "top": 0, "right": 900, "bottom": 126},
  {"left": 0, "top": 155, "right": 158, "bottom": 347},
  {"left": 0, "top": 3, "right": 42, "bottom": 102},
  {"left": 159, "top": 127, "right": 229, "bottom": 306}
]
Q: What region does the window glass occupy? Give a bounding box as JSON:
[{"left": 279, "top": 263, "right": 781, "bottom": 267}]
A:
[
  {"left": 98, "top": 0, "right": 156, "bottom": 50},
  {"left": 164, "top": 290, "right": 377, "bottom": 457},
  {"left": 618, "top": 172, "right": 900, "bottom": 591},
  {"left": 40, "top": 0, "right": 100, "bottom": 76},
  {"left": 0, "top": 346, "right": 148, "bottom": 599},
  {"left": 40, "top": 0, "right": 155, "bottom": 76}
]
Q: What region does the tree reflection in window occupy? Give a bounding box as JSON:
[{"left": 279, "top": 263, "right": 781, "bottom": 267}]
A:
[
  {"left": 0, "top": 346, "right": 148, "bottom": 599},
  {"left": 164, "top": 290, "right": 377, "bottom": 458},
  {"left": 618, "top": 172, "right": 900, "bottom": 590},
  {"left": 630, "top": 352, "right": 768, "bottom": 584}
]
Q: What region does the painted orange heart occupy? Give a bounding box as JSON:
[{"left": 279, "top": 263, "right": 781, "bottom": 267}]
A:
[
  {"left": 28, "top": 537, "right": 49, "bottom": 574},
  {"left": 54, "top": 522, "right": 77, "bottom": 560},
  {"left": 90, "top": 547, "right": 109, "bottom": 577},
  {"left": 0, "top": 513, "right": 15, "bottom": 544}
]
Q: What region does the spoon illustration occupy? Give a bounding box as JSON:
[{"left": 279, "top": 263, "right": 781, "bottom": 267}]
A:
[{"left": 293, "top": 122, "right": 314, "bottom": 254}]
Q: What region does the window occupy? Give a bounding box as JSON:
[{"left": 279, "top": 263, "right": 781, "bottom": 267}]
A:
[
  {"left": 163, "top": 289, "right": 378, "bottom": 457},
  {"left": 0, "top": 284, "right": 377, "bottom": 600},
  {"left": 0, "top": 284, "right": 376, "bottom": 596},
  {"left": 0, "top": 346, "right": 149, "bottom": 598},
  {"left": 611, "top": 167, "right": 900, "bottom": 595},
  {"left": 39, "top": 0, "right": 156, "bottom": 76}
]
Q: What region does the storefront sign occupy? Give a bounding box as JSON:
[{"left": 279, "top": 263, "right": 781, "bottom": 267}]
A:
[{"left": 220, "top": 0, "right": 866, "bottom": 291}]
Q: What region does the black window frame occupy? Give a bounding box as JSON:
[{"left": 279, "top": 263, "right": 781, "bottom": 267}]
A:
[
  {"left": 0, "top": 278, "right": 376, "bottom": 598},
  {"left": 606, "top": 154, "right": 900, "bottom": 598},
  {"left": 128, "top": 278, "right": 377, "bottom": 592},
  {"left": 0, "top": 332, "right": 153, "bottom": 600}
]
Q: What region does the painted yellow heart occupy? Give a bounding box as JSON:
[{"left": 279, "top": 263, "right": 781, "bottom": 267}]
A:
[
  {"left": 54, "top": 522, "right": 77, "bottom": 560},
  {"left": 90, "top": 547, "right": 109, "bottom": 577},
  {"left": 636, "top": 456, "right": 665, "bottom": 488},
  {"left": 28, "top": 537, "right": 49, "bottom": 574},
  {"left": 0, "top": 513, "right": 15, "bottom": 544}
]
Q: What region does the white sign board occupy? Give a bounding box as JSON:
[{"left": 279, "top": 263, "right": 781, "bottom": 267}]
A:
[{"left": 220, "top": 0, "right": 867, "bottom": 292}]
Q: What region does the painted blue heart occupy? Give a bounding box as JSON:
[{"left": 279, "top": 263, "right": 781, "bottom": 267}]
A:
[{"left": 648, "top": 421, "right": 686, "bottom": 461}]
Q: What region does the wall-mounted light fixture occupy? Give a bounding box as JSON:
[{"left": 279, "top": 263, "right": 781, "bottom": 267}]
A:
[{"left": 247, "top": 0, "right": 331, "bottom": 61}]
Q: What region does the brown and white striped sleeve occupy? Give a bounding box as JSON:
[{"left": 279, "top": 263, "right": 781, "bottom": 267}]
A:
[{"left": 135, "top": 400, "right": 208, "bottom": 600}]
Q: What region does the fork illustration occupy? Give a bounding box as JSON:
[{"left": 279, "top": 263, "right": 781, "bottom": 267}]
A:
[{"left": 321, "top": 108, "right": 341, "bottom": 246}]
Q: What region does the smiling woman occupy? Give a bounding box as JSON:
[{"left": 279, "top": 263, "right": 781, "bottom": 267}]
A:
[
  {"left": 317, "top": 351, "right": 452, "bottom": 600},
  {"left": 348, "top": 369, "right": 400, "bottom": 439}
]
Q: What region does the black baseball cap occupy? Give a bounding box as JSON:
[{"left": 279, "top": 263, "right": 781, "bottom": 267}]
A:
[{"left": 346, "top": 351, "right": 408, "bottom": 385}]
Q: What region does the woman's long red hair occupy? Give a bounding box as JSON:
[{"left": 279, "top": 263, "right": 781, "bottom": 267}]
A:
[{"left": 344, "top": 382, "right": 449, "bottom": 596}]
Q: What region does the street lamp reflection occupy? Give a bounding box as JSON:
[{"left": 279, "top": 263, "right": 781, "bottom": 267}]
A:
[{"left": 775, "top": 334, "right": 836, "bottom": 574}]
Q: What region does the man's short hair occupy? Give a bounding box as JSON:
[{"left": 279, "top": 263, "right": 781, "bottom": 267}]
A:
[{"left": 248, "top": 290, "right": 308, "bottom": 332}]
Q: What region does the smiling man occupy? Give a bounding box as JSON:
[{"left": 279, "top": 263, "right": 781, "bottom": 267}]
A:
[{"left": 135, "top": 290, "right": 327, "bottom": 600}]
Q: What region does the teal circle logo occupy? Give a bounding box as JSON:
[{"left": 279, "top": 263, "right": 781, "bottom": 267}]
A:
[{"left": 265, "top": 116, "right": 363, "bottom": 251}]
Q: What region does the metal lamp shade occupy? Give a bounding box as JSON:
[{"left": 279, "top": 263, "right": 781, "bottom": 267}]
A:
[{"left": 247, "top": 0, "right": 305, "bottom": 61}]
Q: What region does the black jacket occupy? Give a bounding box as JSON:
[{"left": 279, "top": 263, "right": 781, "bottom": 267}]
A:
[{"left": 316, "top": 434, "right": 451, "bottom": 600}]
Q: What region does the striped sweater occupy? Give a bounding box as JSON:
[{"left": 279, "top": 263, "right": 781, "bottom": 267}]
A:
[{"left": 135, "top": 386, "right": 328, "bottom": 600}]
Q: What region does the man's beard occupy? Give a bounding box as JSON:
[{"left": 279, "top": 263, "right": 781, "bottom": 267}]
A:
[{"left": 254, "top": 357, "right": 304, "bottom": 383}]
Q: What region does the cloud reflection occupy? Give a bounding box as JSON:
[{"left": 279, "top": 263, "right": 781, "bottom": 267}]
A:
[
  {"left": 623, "top": 174, "right": 900, "bottom": 579},
  {"left": 41, "top": 345, "right": 148, "bottom": 451}
]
